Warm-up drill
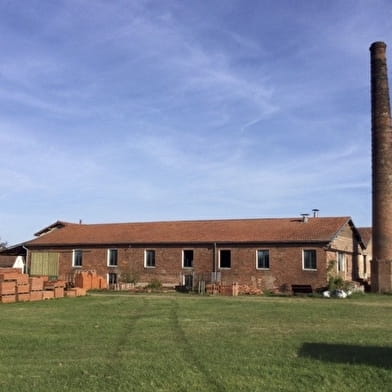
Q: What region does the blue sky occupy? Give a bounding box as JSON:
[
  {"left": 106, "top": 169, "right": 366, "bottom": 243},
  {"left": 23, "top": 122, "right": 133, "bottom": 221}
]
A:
[{"left": 1, "top": 0, "right": 392, "bottom": 245}]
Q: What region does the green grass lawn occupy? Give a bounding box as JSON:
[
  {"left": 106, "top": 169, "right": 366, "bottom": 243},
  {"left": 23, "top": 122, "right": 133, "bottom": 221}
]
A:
[{"left": 0, "top": 293, "right": 391, "bottom": 392}]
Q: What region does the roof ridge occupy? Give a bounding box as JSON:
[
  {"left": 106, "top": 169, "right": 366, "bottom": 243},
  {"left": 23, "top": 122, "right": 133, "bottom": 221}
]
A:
[{"left": 67, "top": 216, "right": 351, "bottom": 227}]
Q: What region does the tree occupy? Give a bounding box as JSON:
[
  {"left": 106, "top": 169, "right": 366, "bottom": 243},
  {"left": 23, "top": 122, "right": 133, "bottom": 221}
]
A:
[{"left": 0, "top": 238, "right": 7, "bottom": 250}]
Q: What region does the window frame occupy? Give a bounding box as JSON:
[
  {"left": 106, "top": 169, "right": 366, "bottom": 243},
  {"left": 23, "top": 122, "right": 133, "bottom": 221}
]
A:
[
  {"left": 72, "top": 249, "right": 83, "bottom": 268},
  {"left": 144, "top": 249, "right": 156, "bottom": 268},
  {"left": 303, "top": 249, "right": 317, "bottom": 270},
  {"left": 182, "top": 249, "right": 194, "bottom": 269},
  {"left": 219, "top": 249, "right": 231, "bottom": 269},
  {"left": 337, "top": 252, "right": 346, "bottom": 272},
  {"left": 363, "top": 255, "right": 367, "bottom": 275},
  {"left": 256, "top": 249, "right": 270, "bottom": 270},
  {"left": 107, "top": 248, "right": 118, "bottom": 267}
]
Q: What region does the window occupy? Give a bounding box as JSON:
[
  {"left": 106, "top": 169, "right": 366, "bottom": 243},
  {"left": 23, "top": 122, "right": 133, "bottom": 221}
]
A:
[
  {"left": 145, "top": 250, "right": 156, "bottom": 268},
  {"left": 219, "top": 250, "right": 231, "bottom": 269},
  {"left": 337, "top": 252, "right": 346, "bottom": 272},
  {"left": 108, "top": 272, "right": 118, "bottom": 284},
  {"left": 363, "top": 255, "right": 367, "bottom": 275},
  {"left": 108, "top": 249, "right": 118, "bottom": 267},
  {"left": 257, "top": 250, "right": 270, "bottom": 269},
  {"left": 183, "top": 250, "right": 194, "bottom": 268},
  {"left": 73, "top": 250, "right": 83, "bottom": 267},
  {"left": 303, "top": 250, "right": 317, "bottom": 270}
]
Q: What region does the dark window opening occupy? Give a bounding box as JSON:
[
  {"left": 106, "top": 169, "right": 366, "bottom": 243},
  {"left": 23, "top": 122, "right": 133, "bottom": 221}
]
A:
[
  {"left": 220, "top": 250, "right": 231, "bottom": 269},
  {"left": 304, "top": 250, "right": 317, "bottom": 270},
  {"left": 73, "top": 250, "right": 83, "bottom": 267},
  {"left": 183, "top": 250, "right": 194, "bottom": 268},
  {"left": 145, "top": 250, "right": 156, "bottom": 267},
  {"left": 257, "top": 250, "right": 270, "bottom": 269},
  {"left": 108, "top": 249, "right": 118, "bottom": 266}
]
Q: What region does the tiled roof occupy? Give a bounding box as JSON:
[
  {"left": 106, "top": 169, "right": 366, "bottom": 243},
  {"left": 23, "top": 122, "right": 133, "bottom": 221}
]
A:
[
  {"left": 0, "top": 255, "right": 16, "bottom": 268},
  {"left": 25, "top": 217, "right": 353, "bottom": 247},
  {"left": 357, "top": 227, "right": 372, "bottom": 247}
]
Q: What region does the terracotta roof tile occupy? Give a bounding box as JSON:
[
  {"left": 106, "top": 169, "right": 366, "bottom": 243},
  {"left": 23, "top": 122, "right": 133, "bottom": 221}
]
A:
[
  {"left": 357, "top": 227, "right": 372, "bottom": 247},
  {"left": 0, "top": 255, "right": 16, "bottom": 268},
  {"left": 26, "top": 217, "right": 352, "bottom": 247}
]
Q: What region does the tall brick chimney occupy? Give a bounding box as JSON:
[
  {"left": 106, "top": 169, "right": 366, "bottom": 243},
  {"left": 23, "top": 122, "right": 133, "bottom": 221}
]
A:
[{"left": 370, "top": 41, "right": 392, "bottom": 292}]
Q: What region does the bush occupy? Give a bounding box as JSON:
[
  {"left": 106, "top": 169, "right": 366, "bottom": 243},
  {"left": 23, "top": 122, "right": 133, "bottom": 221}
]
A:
[
  {"left": 146, "top": 279, "right": 162, "bottom": 290},
  {"left": 328, "top": 276, "right": 344, "bottom": 291},
  {"left": 328, "top": 276, "right": 356, "bottom": 293},
  {"left": 121, "top": 270, "right": 140, "bottom": 285}
]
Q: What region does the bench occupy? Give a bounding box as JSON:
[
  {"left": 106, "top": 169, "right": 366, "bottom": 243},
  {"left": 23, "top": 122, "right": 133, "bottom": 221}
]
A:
[
  {"left": 175, "top": 285, "right": 189, "bottom": 293},
  {"left": 292, "top": 284, "right": 313, "bottom": 295}
]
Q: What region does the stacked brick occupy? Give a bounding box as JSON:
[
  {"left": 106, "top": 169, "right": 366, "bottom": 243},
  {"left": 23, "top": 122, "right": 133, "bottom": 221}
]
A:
[
  {"left": 237, "top": 284, "right": 263, "bottom": 295},
  {"left": 64, "top": 287, "right": 87, "bottom": 297},
  {"left": 205, "top": 282, "right": 240, "bottom": 296},
  {"left": 74, "top": 270, "right": 108, "bottom": 290},
  {"left": 0, "top": 268, "right": 87, "bottom": 304},
  {"left": 29, "top": 276, "right": 44, "bottom": 301},
  {"left": 205, "top": 283, "right": 220, "bottom": 295},
  {"left": 16, "top": 273, "right": 30, "bottom": 302},
  {"left": 44, "top": 280, "right": 65, "bottom": 299},
  {"left": 43, "top": 279, "right": 66, "bottom": 300},
  {"left": 205, "top": 282, "right": 263, "bottom": 296},
  {"left": 0, "top": 268, "right": 24, "bottom": 303}
]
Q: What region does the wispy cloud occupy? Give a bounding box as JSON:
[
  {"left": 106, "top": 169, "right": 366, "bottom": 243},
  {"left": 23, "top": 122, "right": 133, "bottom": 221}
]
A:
[{"left": 0, "top": 0, "right": 387, "bottom": 243}]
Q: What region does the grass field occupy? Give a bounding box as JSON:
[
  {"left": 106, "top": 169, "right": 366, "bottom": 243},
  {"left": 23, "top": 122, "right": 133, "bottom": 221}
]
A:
[{"left": 0, "top": 293, "right": 391, "bottom": 392}]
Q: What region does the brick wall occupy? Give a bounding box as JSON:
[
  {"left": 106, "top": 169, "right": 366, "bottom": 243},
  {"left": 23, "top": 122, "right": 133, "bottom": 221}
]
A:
[
  {"left": 216, "top": 245, "right": 328, "bottom": 291},
  {"left": 55, "top": 245, "right": 215, "bottom": 286},
  {"left": 29, "top": 242, "right": 333, "bottom": 291},
  {"left": 328, "top": 222, "right": 362, "bottom": 281}
]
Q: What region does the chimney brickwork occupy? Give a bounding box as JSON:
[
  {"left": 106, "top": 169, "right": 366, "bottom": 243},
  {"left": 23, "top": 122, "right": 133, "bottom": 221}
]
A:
[{"left": 370, "top": 41, "right": 392, "bottom": 292}]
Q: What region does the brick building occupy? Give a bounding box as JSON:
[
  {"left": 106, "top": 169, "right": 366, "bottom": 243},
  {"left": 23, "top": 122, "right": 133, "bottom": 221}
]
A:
[{"left": 14, "top": 215, "right": 369, "bottom": 293}]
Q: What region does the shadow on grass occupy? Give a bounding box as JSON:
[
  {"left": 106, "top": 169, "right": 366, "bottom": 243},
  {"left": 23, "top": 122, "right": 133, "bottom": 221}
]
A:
[{"left": 299, "top": 343, "right": 392, "bottom": 369}]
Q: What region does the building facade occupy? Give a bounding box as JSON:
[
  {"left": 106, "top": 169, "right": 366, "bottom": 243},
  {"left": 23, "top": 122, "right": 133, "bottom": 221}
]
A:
[{"left": 18, "top": 216, "right": 368, "bottom": 293}]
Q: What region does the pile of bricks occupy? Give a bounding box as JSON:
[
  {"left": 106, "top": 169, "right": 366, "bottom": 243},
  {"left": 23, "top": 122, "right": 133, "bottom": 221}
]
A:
[
  {"left": 64, "top": 287, "right": 87, "bottom": 297},
  {"left": 237, "top": 284, "right": 263, "bottom": 295},
  {"left": 205, "top": 282, "right": 263, "bottom": 296},
  {"left": 74, "top": 270, "right": 107, "bottom": 290},
  {"left": 205, "top": 283, "right": 220, "bottom": 295},
  {"left": 0, "top": 268, "right": 87, "bottom": 304},
  {"left": 205, "top": 282, "right": 240, "bottom": 296},
  {"left": 43, "top": 279, "right": 65, "bottom": 300},
  {"left": 0, "top": 268, "right": 19, "bottom": 303}
]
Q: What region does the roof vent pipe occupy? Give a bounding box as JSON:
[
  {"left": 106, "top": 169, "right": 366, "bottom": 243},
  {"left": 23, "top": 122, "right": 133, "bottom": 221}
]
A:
[
  {"left": 312, "top": 209, "right": 320, "bottom": 218},
  {"left": 301, "top": 213, "right": 310, "bottom": 223}
]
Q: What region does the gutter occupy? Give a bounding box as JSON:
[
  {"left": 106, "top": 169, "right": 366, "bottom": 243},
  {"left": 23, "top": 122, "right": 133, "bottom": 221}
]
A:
[
  {"left": 213, "top": 242, "right": 218, "bottom": 282},
  {"left": 22, "top": 245, "right": 29, "bottom": 275}
]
